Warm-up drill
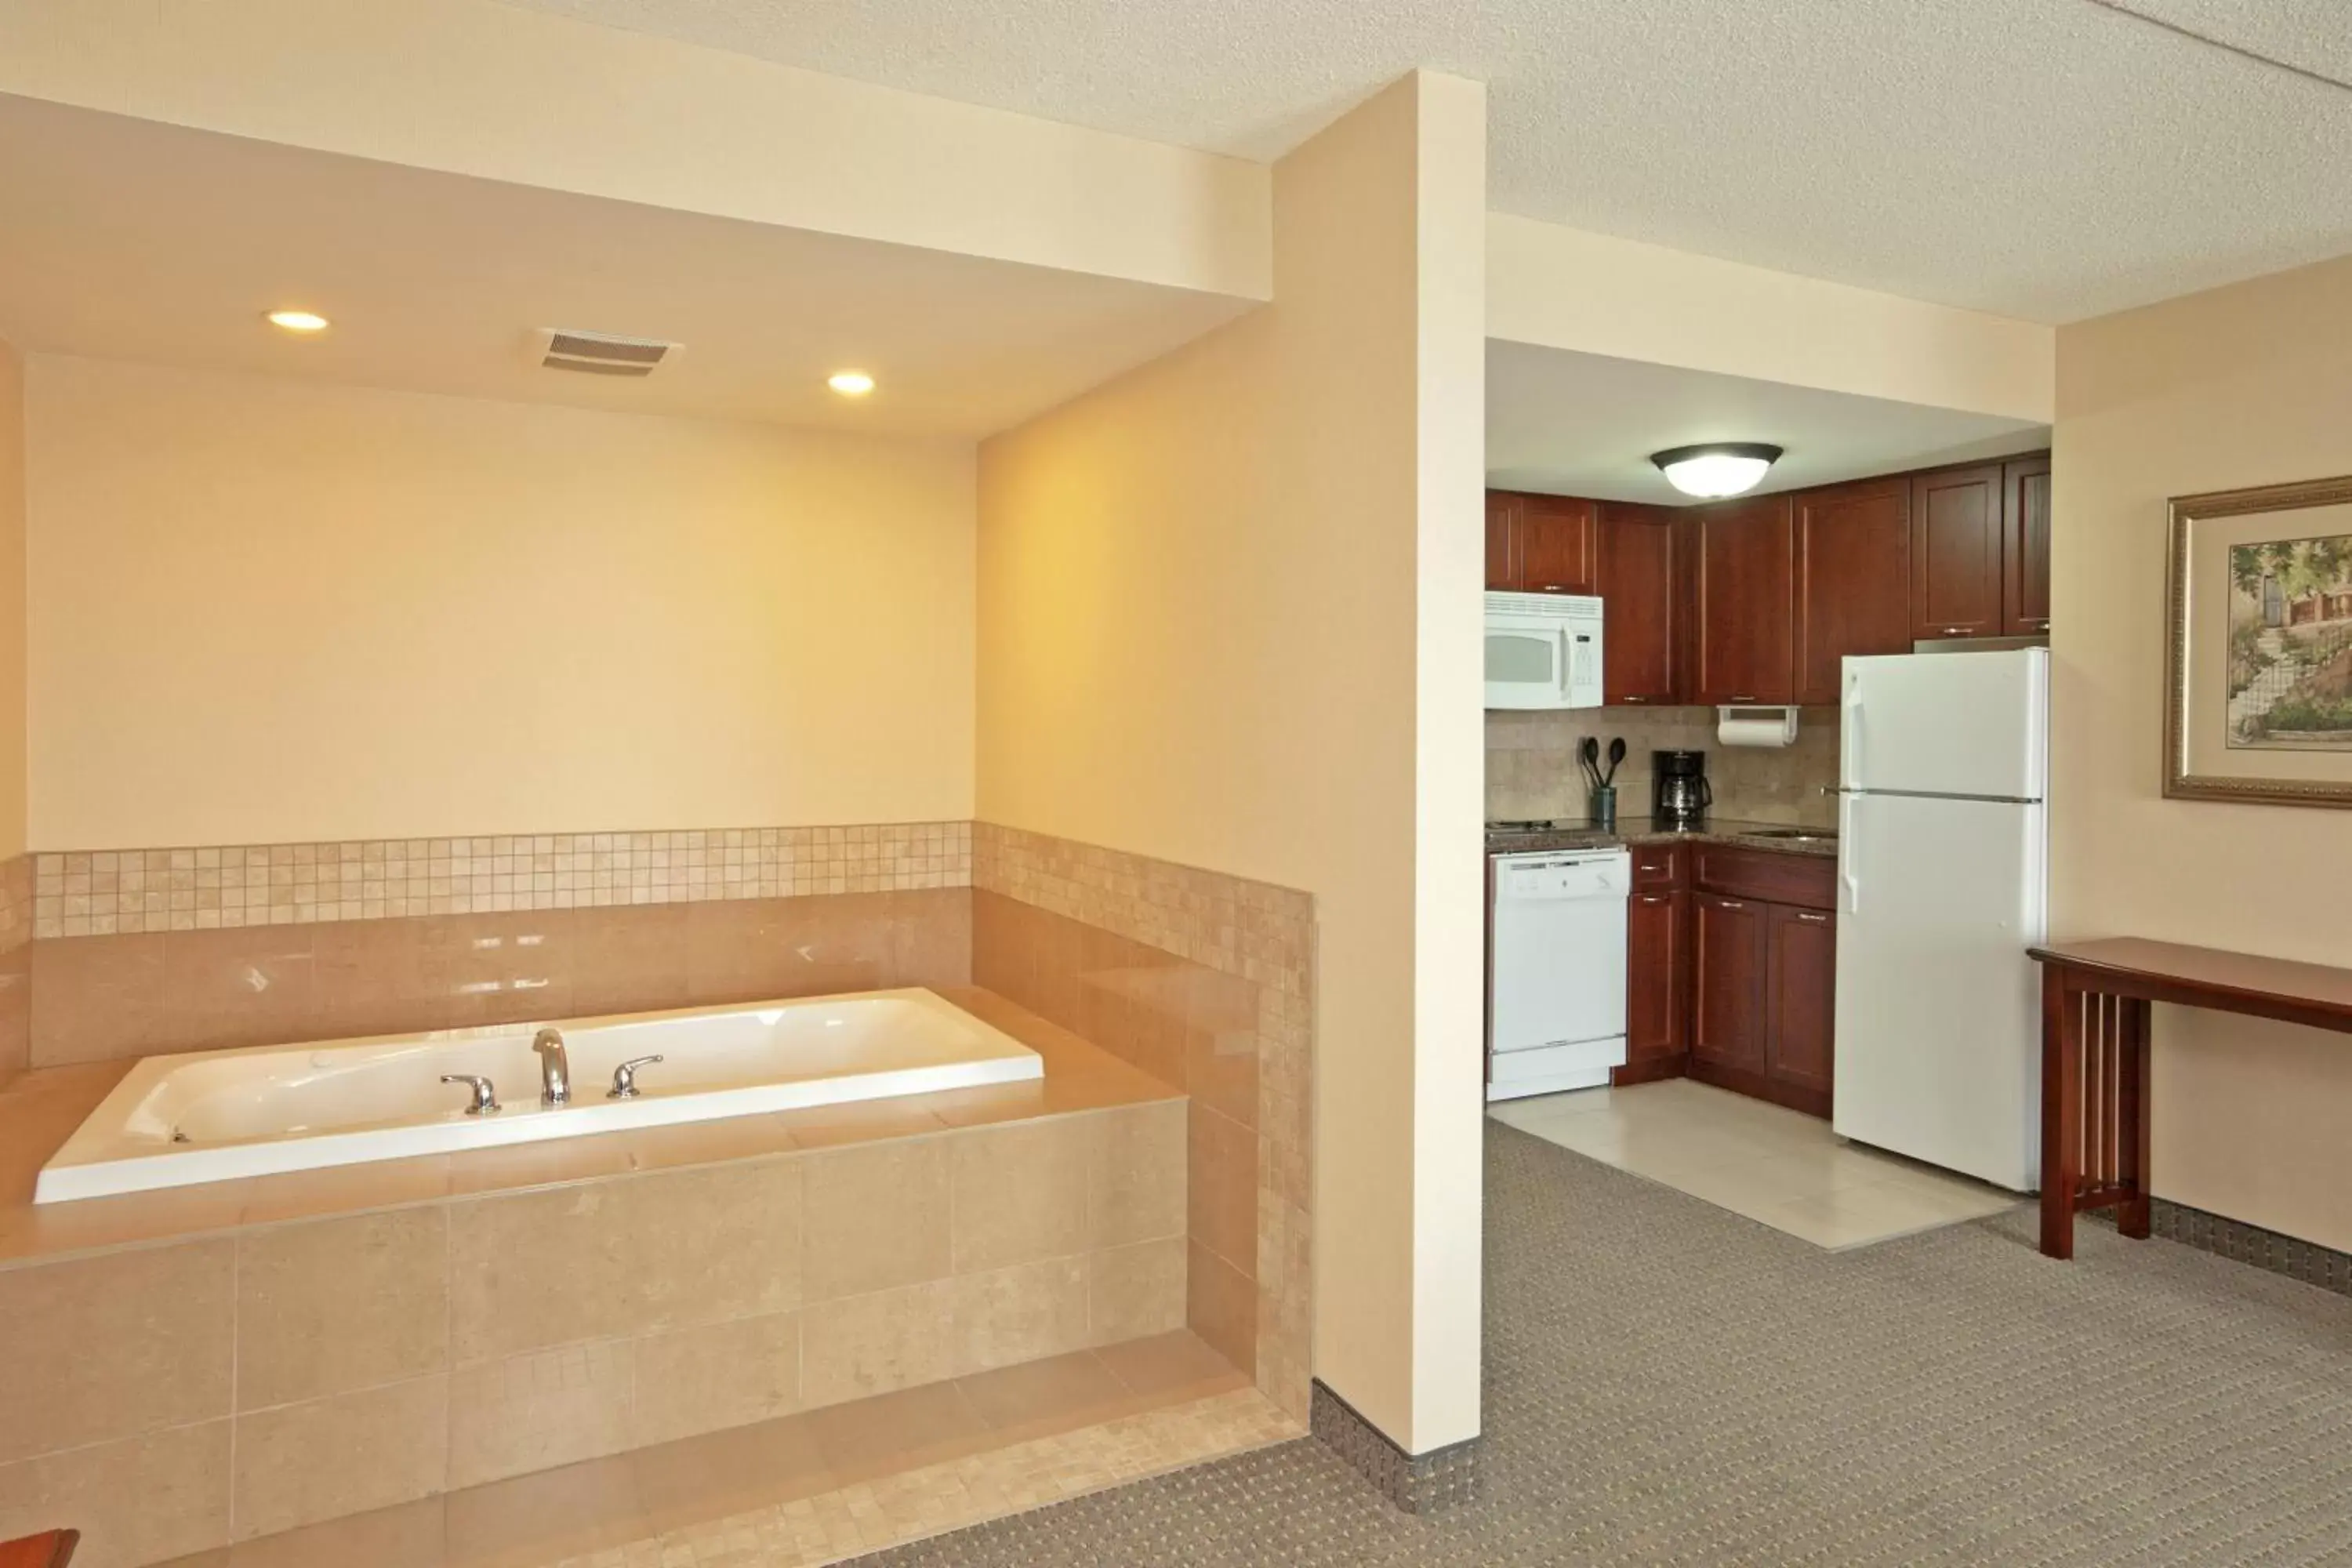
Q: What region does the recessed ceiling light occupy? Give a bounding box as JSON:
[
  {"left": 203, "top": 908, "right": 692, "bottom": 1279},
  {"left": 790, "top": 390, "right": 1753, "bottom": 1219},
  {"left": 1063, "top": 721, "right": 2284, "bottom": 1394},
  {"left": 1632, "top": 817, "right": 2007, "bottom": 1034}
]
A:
[
  {"left": 265, "top": 310, "right": 330, "bottom": 334},
  {"left": 827, "top": 370, "right": 876, "bottom": 397},
  {"left": 1650, "top": 442, "right": 1784, "bottom": 499}
]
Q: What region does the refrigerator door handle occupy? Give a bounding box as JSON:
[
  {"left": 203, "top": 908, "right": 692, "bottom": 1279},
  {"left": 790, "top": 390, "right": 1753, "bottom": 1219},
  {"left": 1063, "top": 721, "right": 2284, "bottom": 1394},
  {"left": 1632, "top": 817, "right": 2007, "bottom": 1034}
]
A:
[
  {"left": 1841, "top": 672, "right": 1864, "bottom": 791},
  {"left": 1840, "top": 789, "right": 1860, "bottom": 913}
]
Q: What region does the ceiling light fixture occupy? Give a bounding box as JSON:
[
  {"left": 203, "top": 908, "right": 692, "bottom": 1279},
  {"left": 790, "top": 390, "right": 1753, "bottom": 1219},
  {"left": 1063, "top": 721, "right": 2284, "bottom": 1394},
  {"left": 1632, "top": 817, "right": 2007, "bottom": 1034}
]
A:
[
  {"left": 827, "top": 370, "right": 876, "bottom": 397},
  {"left": 1650, "top": 442, "right": 1784, "bottom": 499},
  {"left": 265, "top": 309, "right": 330, "bottom": 334}
]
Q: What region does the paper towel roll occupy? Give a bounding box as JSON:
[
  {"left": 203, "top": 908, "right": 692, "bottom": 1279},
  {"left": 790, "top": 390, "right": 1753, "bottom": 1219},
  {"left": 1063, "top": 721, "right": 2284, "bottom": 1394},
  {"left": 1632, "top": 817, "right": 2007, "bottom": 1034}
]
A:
[{"left": 1716, "top": 706, "right": 1798, "bottom": 748}]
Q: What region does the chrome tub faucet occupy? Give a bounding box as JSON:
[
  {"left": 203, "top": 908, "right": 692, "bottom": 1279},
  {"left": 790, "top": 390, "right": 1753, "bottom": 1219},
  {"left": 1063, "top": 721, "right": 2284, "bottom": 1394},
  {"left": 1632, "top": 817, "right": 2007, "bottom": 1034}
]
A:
[{"left": 533, "top": 1027, "right": 571, "bottom": 1105}]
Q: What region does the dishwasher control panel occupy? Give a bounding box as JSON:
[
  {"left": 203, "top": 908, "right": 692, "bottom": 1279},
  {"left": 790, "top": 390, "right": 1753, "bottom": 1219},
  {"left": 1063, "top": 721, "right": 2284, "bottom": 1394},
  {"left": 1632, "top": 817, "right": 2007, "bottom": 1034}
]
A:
[{"left": 1497, "top": 851, "right": 1629, "bottom": 900}]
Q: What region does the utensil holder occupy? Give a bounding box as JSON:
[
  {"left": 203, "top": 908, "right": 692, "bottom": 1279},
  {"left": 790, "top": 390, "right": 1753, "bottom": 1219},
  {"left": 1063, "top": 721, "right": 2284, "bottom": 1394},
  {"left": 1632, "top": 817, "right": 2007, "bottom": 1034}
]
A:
[{"left": 1589, "top": 785, "right": 1617, "bottom": 833}]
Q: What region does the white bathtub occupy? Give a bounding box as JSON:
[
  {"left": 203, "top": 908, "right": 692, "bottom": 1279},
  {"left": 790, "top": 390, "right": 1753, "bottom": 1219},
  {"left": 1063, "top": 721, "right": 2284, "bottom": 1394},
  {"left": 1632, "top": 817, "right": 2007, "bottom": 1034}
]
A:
[{"left": 35, "top": 987, "right": 1041, "bottom": 1203}]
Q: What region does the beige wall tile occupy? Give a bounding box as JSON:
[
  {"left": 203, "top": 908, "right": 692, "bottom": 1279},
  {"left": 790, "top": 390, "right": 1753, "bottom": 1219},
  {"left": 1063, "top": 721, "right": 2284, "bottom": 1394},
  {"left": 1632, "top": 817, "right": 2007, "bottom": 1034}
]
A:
[
  {"left": 0, "top": 1421, "right": 230, "bottom": 1568},
  {"left": 232, "top": 1374, "right": 448, "bottom": 1541},
  {"left": 1186, "top": 1101, "right": 1258, "bottom": 1279},
  {"left": 955, "top": 1255, "right": 1091, "bottom": 1376},
  {"left": 27, "top": 931, "right": 167, "bottom": 1067},
  {"left": 236, "top": 1207, "right": 450, "bottom": 1410},
  {"left": 1088, "top": 1237, "right": 1187, "bottom": 1345},
  {"left": 630, "top": 1310, "right": 803, "bottom": 1448},
  {"left": 949, "top": 1119, "right": 1090, "bottom": 1274},
  {"left": 447, "top": 1340, "right": 633, "bottom": 1490},
  {"left": 0, "top": 1238, "right": 234, "bottom": 1464},
  {"left": 801, "top": 1279, "right": 960, "bottom": 1410},
  {"left": 800, "top": 1136, "right": 950, "bottom": 1301},
  {"left": 1187, "top": 1240, "right": 1257, "bottom": 1377},
  {"left": 208, "top": 1494, "right": 444, "bottom": 1568},
  {"left": 448, "top": 1159, "right": 800, "bottom": 1360},
  {"left": 1088, "top": 1101, "right": 1186, "bottom": 1249}
]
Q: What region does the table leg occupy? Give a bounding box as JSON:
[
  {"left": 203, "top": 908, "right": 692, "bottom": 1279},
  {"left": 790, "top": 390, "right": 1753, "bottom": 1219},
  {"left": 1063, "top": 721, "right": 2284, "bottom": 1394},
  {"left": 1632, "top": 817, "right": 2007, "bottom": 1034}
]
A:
[
  {"left": 2039, "top": 966, "right": 2081, "bottom": 1259},
  {"left": 2118, "top": 996, "right": 2153, "bottom": 1239}
]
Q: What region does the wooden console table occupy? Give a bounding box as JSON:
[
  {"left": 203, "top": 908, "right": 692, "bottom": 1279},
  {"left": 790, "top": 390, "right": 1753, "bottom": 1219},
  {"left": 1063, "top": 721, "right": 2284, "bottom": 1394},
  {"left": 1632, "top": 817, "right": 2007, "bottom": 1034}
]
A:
[{"left": 2030, "top": 938, "right": 2352, "bottom": 1261}]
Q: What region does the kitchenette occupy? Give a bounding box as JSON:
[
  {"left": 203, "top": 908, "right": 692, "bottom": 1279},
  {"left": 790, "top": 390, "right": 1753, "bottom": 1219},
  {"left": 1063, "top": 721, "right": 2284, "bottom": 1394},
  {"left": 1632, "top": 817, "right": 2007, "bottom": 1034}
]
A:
[{"left": 1483, "top": 442, "right": 2056, "bottom": 1244}]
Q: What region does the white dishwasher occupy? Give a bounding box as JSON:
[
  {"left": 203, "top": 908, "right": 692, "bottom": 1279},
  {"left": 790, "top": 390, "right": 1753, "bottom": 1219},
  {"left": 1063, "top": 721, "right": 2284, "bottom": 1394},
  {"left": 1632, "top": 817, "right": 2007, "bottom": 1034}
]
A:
[{"left": 1486, "top": 848, "right": 1629, "bottom": 1102}]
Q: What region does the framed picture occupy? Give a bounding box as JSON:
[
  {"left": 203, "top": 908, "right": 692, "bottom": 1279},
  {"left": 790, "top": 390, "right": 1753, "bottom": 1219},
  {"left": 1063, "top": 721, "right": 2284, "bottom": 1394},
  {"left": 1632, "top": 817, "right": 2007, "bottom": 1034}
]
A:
[{"left": 2167, "top": 474, "right": 2352, "bottom": 808}]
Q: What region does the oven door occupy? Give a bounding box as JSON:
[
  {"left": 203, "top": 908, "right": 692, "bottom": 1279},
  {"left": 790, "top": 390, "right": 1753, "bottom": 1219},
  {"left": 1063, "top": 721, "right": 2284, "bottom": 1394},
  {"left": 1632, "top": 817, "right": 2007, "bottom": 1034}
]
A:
[{"left": 1485, "top": 616, "right": 1570, "bottom": 709}]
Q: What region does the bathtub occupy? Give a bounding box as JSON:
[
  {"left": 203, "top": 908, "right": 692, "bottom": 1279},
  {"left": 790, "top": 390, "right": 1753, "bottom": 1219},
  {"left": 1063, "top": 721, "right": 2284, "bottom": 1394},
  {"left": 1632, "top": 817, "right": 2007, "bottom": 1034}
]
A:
[{"left": 35, "top": 987, "right": 1042, "bottom": 1203}]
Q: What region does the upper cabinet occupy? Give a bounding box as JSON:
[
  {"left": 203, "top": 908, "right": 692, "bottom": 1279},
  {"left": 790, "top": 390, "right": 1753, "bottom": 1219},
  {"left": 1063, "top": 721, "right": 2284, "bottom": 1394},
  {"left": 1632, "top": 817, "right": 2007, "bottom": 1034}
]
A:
[
  {"left": 1594, "top": 501, "right": 1679, "bottom": 705},
  {"left": 2002, "top": 454, "right": 2053, "bottom": 635},
  {"left": 1486, "top": 491, "right": 1595, "bottom": 594},
  {"left": 1691, "top": 494, "right": 1794, "bottom": 706},
  {"left": 1909, "top": 463, "right": 2006, "bottom": 639},
  {"left": 1792, "top": 477, "right": 1911, "bottom": 706}
]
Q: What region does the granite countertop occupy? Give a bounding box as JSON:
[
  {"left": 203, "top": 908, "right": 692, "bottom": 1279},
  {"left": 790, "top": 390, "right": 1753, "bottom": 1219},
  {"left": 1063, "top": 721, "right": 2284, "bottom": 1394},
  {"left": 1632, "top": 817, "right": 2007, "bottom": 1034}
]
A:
[{"left": 1485, "top": 815, "right": 1839, "bottom": 859}]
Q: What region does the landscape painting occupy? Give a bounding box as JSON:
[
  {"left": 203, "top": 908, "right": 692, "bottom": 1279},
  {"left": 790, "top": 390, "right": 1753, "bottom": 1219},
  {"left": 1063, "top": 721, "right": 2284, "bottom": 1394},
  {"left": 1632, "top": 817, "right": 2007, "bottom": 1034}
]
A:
[{"left": 2227, "top": 533, "right": 2352, "bottom": 750}]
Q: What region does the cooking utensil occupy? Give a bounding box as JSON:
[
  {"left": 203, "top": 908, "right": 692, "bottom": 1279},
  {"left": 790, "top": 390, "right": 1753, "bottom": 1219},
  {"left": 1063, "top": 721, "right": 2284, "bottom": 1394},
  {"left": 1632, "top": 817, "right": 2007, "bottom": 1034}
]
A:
[
  {"left": 1579, "top": 736, "right": 1603, "bottom": 793},
  {"left": 1603, "top": 737, "right": 1626, "bottom": 786}
]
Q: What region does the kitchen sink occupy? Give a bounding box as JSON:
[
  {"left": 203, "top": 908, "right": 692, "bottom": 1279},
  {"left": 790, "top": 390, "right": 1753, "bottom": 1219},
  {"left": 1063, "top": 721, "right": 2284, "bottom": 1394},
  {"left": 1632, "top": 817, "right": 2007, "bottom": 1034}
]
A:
[{"left": 1739, "top": 829, "right": 1836, "bottom": 842}]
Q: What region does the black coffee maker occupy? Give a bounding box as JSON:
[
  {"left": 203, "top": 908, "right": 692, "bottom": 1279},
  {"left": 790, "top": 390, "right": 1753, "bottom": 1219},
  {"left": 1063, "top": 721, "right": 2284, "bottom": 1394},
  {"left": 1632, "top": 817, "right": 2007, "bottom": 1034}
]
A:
[{"left": 1653, "top": 750, "right": 1711, "bottom": 828}]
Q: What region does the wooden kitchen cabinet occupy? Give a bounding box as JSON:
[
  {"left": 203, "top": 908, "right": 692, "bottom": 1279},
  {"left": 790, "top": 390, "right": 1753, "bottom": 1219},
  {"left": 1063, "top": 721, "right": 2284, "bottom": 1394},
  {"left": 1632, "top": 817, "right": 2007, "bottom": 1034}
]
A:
[
  {"left": 1910, "top": 463, "right": 2007, "bottom": 639},
  {"left": 1691, "top": 494, "right": 1794, "bottom": 705},
  {"left": 1485, "top": 490, "right": 1595, "bottom": 594},
  {"left": 2002, "top": 453, "right": 2053, "bottom": 635},
  {"left": 1595, "top": 500, "right": 1679, "bottom": 704},
  {"left": 1764, "top": 904, "right": 1837, "bottom": 1102},
  {"left": 1792, "top": 477, "right": 1910, "bottom": 706},
  {"left": 1692, "top": 892, "right": 1769, "bottom": 1073},
  {"left": 1625, "top": 888, "right": 1688, "bottom": 1065}
]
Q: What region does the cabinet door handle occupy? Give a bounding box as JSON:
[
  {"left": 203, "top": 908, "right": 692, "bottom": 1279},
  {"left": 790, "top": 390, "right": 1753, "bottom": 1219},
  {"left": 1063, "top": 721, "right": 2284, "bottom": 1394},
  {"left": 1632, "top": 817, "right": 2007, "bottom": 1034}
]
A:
[
  {"left": 1716, "top": 899, "right": 1745, "bottom": 909},
  {"left": 1638, "top": 894, "right": 1667, "bottom": 905},
  {"left": 1622, "top": 695, "right": 1646, "bottom": 703},
  {"left": 1727, "top": 694, "right": 1756, "bottom": 702},
  {"left": 1795, "top": 911, "right": 1829, "bottom": 924},
  {"left": 1942, "top": 626, "right": 1967, "bottom": 636}
]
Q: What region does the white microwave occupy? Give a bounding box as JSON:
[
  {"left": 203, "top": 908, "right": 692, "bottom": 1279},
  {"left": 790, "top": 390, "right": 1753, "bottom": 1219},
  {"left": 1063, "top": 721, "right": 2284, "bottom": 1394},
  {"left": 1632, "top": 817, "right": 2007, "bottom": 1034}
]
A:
[{"left": 1485, "top": 591, "right": 1603, "bottom": 710}]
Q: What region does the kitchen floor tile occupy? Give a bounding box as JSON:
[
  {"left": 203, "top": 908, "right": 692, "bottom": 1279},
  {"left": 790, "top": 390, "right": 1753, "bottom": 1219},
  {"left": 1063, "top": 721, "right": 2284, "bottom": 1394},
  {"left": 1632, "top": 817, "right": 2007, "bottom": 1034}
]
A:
[{"left": 1491, "top": 1080, "right": 2022, "bottom": 1249}]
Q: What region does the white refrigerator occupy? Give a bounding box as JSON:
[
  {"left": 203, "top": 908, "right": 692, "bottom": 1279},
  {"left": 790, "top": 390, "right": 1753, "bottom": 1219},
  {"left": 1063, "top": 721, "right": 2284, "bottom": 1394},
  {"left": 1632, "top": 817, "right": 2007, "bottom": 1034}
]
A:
[{"left": 1832, "top": 648, "right": 2048, "bottom": 1192}]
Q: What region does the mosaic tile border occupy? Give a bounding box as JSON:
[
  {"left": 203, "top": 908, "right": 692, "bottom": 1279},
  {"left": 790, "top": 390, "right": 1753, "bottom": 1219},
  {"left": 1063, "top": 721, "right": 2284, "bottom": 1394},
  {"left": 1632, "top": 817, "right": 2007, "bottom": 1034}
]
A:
[
  {"left": 2089, "top": 1197, "right": 2352, "bottom": 1297},
  {"left": 31, "top": 822, "right": 971, "bottom": 937},
  {"left": 1308, "top": 1381, "right": 1482, "bottom": 1515}
]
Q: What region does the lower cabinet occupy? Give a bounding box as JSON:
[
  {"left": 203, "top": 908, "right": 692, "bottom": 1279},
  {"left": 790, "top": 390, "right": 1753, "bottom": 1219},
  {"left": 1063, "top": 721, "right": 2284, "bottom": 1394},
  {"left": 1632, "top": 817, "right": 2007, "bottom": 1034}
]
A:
[
  {"left": 1764, "top": 904, "right": 1836, "bottom": 1102},
  {"left": 1617, "top": 843, "right": 1838, "bottom": 1116},
  {"left": 1692, "top": 893, "right": 1768, "bottom": 1073}
]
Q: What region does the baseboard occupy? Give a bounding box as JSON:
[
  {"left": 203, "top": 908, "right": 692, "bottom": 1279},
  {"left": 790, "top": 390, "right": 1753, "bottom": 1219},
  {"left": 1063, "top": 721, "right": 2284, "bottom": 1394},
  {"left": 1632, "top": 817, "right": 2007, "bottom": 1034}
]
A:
[
  {"left": 1610, "top": 1053, "right": 1688, "bottom": 1087},
  {"left": 1308, "top": 1381, "right": 1482, "bottom": 1515},
  {"left": 2087, "top": 1197, "right": 2352, "bottom": 1297},
  {"left": 1686, "top": 1056, "right": 1831, "bottom": 1119}
]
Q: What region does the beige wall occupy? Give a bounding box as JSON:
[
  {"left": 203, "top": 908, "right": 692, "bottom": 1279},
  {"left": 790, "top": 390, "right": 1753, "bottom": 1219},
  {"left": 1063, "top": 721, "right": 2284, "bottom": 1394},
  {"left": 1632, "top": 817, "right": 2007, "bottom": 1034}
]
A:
[
  {"left": 976, "top": 72, "right": 1487, "bottom": 1453},
  {"left": 24, "top": 356, "right": 975, "bottom": 849},
  {"left": 0, "top": 0, "right": 1269, "bottom": 300},
  {"left": 1489, "top": 213, "right": 2056, "bottom": 423},
  {"left": 2052, "top": 252, "right": 2352, "bottom": 1250},
  {"left": 0, "top": 341, "right": 24, "bottom": 858}
]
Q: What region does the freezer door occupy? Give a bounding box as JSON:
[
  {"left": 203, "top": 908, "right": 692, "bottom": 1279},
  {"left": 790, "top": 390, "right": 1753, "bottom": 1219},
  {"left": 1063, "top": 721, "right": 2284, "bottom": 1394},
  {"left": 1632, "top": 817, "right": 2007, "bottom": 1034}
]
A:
[
  {"left": 1832, "top": 793, "right": 2045, "bottom": 1191},
  {"left": 1839, "top": 648, "right": 2048, "bottom": 800}
]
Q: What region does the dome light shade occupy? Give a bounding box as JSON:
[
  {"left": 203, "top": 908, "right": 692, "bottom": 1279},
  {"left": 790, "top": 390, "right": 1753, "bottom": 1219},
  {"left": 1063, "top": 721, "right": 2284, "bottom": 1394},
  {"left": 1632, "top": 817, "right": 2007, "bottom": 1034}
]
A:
[{"left": 1651, "top": 442, "right": 1784, "bottom": 499}]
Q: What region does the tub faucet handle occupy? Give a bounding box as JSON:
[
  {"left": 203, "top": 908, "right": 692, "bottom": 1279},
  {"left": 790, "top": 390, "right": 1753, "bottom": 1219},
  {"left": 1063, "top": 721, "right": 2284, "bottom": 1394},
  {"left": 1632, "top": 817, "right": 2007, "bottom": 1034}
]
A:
[
  {"left": 441, "top": 1074, "right": 500, "bottom": 1116},
  {"left": 607, "top": 1054, "right": 665, "bottom": 1099}
]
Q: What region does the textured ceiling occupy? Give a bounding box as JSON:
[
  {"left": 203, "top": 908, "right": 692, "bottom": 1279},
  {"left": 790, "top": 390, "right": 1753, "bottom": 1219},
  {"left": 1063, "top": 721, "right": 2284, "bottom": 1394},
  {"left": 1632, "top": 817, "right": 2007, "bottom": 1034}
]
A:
[
  {"left": 493, "top": 0, "right": 2352, "bottom": 322},
  {"left": 1486, "top": 342, "right": 2049, "bottom": 504},
  {"left": 0, "top": 96, "right": 1250, "bottom": 437}
]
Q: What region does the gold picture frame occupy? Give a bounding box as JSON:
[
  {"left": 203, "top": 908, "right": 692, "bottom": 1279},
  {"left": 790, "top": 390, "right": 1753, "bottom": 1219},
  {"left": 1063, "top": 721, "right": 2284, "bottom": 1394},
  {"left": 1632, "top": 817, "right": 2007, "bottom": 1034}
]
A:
[{"left": 2166, "top": 474, "right": 2352, "bottom": 808}]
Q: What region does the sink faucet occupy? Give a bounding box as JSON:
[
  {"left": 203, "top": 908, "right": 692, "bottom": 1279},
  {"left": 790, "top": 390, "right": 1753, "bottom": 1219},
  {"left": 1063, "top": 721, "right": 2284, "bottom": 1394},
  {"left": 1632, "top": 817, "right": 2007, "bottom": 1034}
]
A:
[{"left": 532, "top": 1027, "right": 571, "bottom": 1105}]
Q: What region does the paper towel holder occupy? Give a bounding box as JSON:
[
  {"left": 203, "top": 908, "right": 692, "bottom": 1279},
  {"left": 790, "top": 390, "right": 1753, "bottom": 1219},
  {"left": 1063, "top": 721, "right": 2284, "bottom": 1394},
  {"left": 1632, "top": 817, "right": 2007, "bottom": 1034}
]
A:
[{"left": 1716, "top": 705, "right": 1799, "bottom": 748}]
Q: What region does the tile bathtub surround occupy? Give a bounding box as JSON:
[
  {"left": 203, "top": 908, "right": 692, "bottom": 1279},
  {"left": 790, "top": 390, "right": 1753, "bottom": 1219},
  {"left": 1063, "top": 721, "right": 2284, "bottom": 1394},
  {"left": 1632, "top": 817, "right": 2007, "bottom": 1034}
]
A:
[
  {"left": 971, "top": 822, "right": 1315, "bottom": 1425},
  {"left": 31, "top": 821, "right": 971, "bottom": 938},
  {"left": 0, "top": 999, "right": 1189, "bottom": 1568},
  {"left": 1486, "top": 706, "right": 1841, "bottom": 829},
  {"left": 26, "top": 884, "right": 971, "bottom": 1068}
]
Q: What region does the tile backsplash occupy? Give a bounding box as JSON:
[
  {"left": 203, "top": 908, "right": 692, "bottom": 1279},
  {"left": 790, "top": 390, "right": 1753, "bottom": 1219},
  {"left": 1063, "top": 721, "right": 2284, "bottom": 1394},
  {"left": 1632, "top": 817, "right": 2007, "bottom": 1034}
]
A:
[{"left": 1487, "top": 706, "right": 1840, "bottom": 829}]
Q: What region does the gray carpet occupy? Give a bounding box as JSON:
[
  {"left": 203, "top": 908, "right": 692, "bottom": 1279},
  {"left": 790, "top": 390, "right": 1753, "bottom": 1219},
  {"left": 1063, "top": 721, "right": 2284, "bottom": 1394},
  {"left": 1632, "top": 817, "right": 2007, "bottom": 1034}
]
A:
[{"left": 862, "top": 1122, "right": 2352, "bottom": 1566}]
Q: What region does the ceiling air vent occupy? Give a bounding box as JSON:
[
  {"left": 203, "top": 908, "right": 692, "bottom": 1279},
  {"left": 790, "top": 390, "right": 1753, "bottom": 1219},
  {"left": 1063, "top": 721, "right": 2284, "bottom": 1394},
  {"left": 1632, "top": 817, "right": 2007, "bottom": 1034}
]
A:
[{"left": 530, "top": 328, "right": 683, "bottom": 378}]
